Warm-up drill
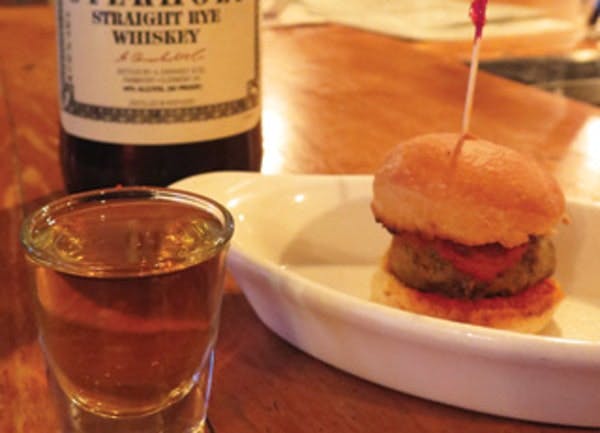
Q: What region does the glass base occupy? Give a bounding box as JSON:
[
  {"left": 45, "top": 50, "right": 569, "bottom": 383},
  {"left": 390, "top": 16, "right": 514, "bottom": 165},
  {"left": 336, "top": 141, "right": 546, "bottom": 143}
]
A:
[{"left": 47, "top": 351, "right": 216, "bottom": 433}]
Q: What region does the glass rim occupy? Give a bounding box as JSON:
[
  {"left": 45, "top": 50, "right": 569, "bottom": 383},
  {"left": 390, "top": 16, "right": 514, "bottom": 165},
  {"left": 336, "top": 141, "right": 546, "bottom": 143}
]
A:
[{"left": 20, "top": 186, "right": 235, "bottom": 278}]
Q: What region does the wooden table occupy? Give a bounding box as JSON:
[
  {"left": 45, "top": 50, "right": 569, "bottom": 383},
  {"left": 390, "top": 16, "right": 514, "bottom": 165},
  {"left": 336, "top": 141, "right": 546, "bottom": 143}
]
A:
[{"left": 1, "top": 5, "right": 600, "bottom": 433}]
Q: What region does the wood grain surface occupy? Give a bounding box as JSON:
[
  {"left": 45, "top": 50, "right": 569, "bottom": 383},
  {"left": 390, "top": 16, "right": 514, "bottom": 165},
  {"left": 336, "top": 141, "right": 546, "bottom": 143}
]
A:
[{"left": 1, "top": 5, "right": 599, "bottom": 433}]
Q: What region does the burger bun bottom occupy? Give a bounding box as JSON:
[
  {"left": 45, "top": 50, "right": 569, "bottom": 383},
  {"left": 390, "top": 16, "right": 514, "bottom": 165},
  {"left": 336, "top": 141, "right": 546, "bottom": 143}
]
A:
[{"left": 371, "top": 267, "right": 564, "bottom": 334}]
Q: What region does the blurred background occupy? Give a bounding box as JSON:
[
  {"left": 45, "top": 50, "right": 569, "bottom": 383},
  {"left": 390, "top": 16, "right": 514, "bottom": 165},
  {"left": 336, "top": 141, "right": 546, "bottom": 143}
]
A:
[
  {"left": 1, "top": 0, "right": 599, "bottom": 105},
  {"left": 261, "top": 0, "right": 600, "bottom": 106}
]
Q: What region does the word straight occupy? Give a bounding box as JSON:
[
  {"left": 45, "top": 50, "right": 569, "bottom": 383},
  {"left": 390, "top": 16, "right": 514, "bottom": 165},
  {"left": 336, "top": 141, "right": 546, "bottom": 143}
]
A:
[{"left": 92, "top": 10, "right": 183, "bottom": 26}]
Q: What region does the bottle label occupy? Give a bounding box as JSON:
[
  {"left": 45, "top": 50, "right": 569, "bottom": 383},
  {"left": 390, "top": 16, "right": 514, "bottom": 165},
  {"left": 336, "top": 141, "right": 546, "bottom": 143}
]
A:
[{"left": 56, "top": 0, "right": 260, "bottom": 145}]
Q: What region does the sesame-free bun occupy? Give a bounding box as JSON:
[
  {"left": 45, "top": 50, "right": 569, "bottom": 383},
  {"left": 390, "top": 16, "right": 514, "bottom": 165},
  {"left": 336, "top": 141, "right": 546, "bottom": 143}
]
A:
[
  {"left": 372, "top": 262, "right": 564, "bottom": 333},
  {"left": 371, "top": 133, "right": 565, "bottom": 248}
]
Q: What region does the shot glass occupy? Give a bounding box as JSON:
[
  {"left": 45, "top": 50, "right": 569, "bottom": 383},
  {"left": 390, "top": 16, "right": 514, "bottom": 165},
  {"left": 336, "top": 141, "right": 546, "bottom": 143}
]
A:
[{"left": 21, "top": 187, "right": 234, "bottom": 433}]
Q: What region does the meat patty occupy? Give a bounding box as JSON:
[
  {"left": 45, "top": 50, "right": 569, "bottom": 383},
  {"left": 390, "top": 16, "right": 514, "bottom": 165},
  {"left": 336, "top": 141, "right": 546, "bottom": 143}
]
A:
[{"left": 387, "top": 233, "right": 556, "bottom": 299}]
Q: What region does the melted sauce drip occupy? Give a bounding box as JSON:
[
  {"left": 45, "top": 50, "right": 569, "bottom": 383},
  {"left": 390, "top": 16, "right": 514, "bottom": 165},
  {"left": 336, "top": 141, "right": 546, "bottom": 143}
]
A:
[{"left": 434, "top": 240, "right": 528, "bottom": 283}]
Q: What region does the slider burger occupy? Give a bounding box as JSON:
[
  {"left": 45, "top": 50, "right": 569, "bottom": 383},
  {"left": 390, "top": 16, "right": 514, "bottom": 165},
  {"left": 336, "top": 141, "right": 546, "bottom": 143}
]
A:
[{"left": 371, "top": 133, "right": 565, "bottom": 333}]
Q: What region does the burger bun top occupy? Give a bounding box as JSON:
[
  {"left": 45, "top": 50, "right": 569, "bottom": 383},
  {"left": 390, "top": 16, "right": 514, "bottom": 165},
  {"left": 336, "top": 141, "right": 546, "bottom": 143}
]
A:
[{"left": 371, "top": 133, "right": 565, "bottom": 248}]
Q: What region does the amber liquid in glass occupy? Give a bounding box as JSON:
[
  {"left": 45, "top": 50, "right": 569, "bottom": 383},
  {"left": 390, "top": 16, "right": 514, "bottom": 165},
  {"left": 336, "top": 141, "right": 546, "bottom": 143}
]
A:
[{"left": 33, "top": 200, "right": 227, "bottom": 417}]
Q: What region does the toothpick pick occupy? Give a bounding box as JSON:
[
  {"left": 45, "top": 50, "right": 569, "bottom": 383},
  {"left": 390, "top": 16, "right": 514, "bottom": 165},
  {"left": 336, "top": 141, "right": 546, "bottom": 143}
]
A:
[
  {"left": 461, "top": 36, "right": 481, "bottom": 137},
  {"left": 455, "top": 0, "right": 487, "bottom": 155}
]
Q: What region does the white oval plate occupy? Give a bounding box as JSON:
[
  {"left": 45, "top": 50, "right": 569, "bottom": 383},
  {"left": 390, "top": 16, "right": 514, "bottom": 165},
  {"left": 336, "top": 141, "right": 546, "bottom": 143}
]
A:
[{"left": 173, "top": 172, "right": 600, "bottom": 427}]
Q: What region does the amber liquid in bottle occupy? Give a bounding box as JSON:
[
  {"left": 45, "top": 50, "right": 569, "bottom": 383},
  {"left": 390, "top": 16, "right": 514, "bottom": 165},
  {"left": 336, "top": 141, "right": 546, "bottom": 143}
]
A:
[{"left": 60, "top": 125, "right": 262, "bottom": 192}]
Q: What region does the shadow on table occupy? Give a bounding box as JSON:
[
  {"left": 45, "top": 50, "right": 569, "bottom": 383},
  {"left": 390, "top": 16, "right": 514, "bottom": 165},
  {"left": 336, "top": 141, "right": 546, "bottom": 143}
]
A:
[{"left": 480, "top": 49, "right": 600, "bottom": 106}]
